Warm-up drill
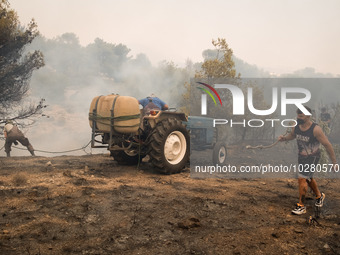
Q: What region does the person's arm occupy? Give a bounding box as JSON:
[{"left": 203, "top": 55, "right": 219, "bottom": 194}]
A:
[
  {"left": 278, "top": 128, "right": 296, "bottom": 142},
  {"left": 138, "top": 98, "right": 147, "bottom": 107},
  {"left": 157, "top": 98, "right": 168, "bottom": 110},
  {"left": 4, "top": 130, "right": 7, "bottom": 138},
  {"left": 314, "top": 126, "right": 337, "bottom": 164}
]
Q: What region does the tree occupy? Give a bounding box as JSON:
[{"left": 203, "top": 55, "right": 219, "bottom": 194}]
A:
[
  {"left": 192, "top": 38, "right": 276, "bottom": 142},
  {"left": 189, "top": 38, "right": 240, "bottom": 118},
  {"left": 195, "top": 38, "right": 239, "bottom": 79},
  {"left": 85, "top": 38, "right": 131, "bottom": 81},
  {"left": 0, "top": 0, "right": 44, "bottom": 122}
]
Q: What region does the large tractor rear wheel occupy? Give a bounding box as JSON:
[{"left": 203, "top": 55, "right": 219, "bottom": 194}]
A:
[{"left": 147, "top": 118, "right": 189, "bottom": 174}]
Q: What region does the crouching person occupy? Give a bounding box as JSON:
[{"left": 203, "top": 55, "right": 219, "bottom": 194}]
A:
[{"left": 4, "top": 120, "right": 35, "bottom": 157}]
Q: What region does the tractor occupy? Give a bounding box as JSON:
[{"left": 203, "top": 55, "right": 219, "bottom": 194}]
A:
[
  {"left": 186, "top": 116, "right": 227, "bottom": 166},
  {"left": 89, "top": 94, "right": 190, "bottom": 174},
  {"left": 89, "top": 94, "right": 227, "bottom": 174}
]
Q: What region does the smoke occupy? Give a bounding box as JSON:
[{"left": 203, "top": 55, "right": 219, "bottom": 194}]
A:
[
  {"left": 6, "top": 33, "right": 189, "bottom": 157},
  {"left": 5, "top": 33, "right": 338, "bottom": 157}
]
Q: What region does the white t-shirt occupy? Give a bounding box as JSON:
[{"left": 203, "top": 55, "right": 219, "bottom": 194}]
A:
[{"left": 4, "top": 123, "right": 14, "bottom": 133}]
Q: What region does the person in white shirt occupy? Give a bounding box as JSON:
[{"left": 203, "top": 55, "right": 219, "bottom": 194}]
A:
[{"left": 3, "top": 120, "right": 35, "bottom": 157}]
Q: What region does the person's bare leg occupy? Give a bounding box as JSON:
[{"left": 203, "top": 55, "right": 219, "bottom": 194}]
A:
[
  {"left": 298, "top": 177, "right": 308, "bottom": 205},
  {"left": 307, "top": 178, "right": 321, "bottom": 198}
]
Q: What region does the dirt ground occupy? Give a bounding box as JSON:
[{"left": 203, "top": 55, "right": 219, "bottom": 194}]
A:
[{"left": 0, "top": 144, "right": 339, "bottom": 254}]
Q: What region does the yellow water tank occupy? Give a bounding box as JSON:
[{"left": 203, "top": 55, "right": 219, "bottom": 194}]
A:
[{"left": 89, "top": 94, "right": 140, "bottom": 134}]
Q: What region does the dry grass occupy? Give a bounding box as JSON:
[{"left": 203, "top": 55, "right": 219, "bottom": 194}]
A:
[{"left": 11, "top": 172, "right": 29, "bottom": 186}]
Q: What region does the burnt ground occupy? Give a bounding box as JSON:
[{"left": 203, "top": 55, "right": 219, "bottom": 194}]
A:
[{"left": 0, "top": 144, "right": 339, "bottom": 255}]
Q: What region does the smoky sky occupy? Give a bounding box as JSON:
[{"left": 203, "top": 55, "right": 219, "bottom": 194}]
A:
[{"left": 10, "top": 0, "right": 340, "bottom": 76}]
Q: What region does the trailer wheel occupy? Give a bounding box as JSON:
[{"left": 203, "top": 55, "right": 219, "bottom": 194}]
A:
[
  {"left": 148, "top": 118, "right": 189, "bottom": 174},
  {"left": 212, "top": 142, "right": 227, "bottom": 165},
  {"left": 110, "top": 150, "right": 142, "bottom": 165}
]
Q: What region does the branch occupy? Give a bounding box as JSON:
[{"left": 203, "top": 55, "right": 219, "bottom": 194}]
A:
[{"left": 0, "top": 98, "right": 47, "bottom": 125}]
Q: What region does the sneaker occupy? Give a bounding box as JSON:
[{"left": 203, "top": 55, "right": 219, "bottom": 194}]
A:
[
  {"left": 292, "top": 203, "right": 306, "bottom": 215},
  {"left": 315, "top": 193, "right": 325, "bottom": 207}
]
